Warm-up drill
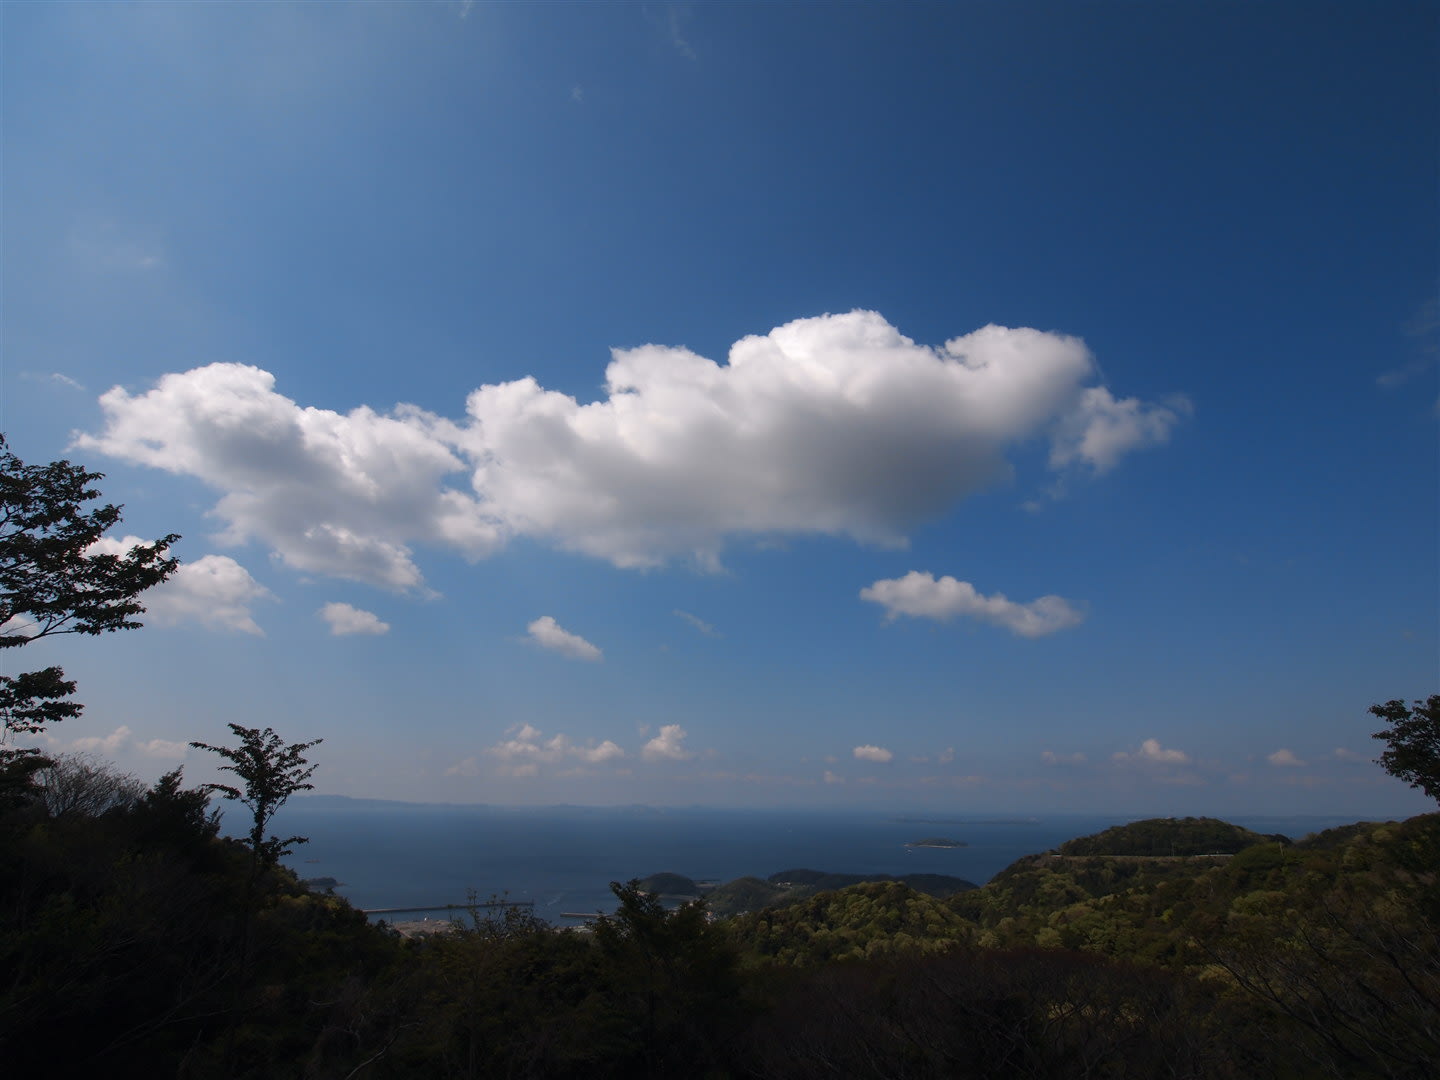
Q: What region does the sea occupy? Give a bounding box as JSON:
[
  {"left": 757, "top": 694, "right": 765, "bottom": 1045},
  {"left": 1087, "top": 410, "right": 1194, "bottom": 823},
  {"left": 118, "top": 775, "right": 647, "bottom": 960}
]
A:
[{"left": 256, "top": 800, "right": 1369, "bottom": 926}]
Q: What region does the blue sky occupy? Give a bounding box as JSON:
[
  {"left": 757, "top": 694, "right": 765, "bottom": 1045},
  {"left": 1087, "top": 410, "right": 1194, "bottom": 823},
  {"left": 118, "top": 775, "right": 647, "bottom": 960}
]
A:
[{"left": 3, "top": 1, "right": 1436, "bottom": 816}]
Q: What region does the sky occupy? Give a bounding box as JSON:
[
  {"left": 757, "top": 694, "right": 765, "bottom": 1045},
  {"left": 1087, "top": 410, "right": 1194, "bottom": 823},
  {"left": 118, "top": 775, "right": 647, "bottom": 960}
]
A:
[{"left": 3, "top": 1, "right": 1436, "bottom": 816}]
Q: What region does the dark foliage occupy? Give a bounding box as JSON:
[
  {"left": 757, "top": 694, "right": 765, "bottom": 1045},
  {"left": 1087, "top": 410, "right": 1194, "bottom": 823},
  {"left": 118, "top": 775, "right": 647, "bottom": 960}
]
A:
[
  {"left": 191, "top": 723, "right": 323, "bottom": 868},
  {"left": 3, "top": 745, "right": 1435, "bottom": 1078},
  {"left": 0, "top": 435, "right": 178, "bottom": 767},
  {"left": 1370, "top": 694, "right": 1440, "bottom": 805},
  {"left": 1056, "top": 816, "right": 1279, "bottom": 856}
]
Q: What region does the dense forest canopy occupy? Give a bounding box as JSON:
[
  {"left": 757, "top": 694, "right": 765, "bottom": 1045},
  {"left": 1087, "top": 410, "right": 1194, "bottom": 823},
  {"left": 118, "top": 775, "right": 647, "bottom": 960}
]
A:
[{"left": 4, "top": 749, "right": 1436, "bottom": 1078}]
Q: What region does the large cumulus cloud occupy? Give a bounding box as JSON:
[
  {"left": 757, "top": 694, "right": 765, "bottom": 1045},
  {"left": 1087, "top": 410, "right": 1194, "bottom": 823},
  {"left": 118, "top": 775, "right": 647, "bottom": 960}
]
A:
[{"left": 76, "top": 311, "right": 1186, "bottom": 587}]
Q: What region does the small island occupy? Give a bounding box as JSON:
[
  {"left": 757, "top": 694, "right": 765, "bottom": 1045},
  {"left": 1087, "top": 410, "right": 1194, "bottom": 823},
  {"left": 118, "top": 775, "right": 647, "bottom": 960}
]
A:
[{"left": 904, "top": 837, "right": 966, "bottom": 849}]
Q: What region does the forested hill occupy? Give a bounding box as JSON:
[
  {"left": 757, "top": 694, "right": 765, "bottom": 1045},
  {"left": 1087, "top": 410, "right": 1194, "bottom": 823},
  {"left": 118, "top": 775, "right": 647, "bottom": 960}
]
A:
[
  {"left": 3, "top": 755, "right": 1436, "bottom": 1079},
  {"left": 1054, "top": 816, "right": 1288, "bottom": 856}
]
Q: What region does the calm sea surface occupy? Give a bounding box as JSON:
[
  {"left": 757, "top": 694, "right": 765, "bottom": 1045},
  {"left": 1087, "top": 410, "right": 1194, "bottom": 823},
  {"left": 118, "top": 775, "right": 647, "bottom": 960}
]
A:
[{"left": 254, "top": 802, "right": 1365, "bottom": 925}]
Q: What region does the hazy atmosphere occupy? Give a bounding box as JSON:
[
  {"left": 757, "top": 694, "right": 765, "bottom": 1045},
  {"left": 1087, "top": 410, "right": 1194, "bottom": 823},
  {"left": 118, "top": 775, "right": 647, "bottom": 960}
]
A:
[{"left": 4, "top": 1, "right": 1436, "bottom": 816}]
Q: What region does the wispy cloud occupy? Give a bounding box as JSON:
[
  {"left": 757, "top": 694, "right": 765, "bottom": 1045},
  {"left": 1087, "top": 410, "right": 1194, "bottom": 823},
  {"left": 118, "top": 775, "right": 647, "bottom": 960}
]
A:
[
  {"left": 673, "top": 609, "right": 718, "bottom": 637},
  {"left": 1378, "top": 294, "right": 1438, "bottom": 388},
  {"left": 668, "top": 4, "right": 697, "bottom": 60},
  {"left": 861, "top": 571, "right": 1083, "bottom": 638}
]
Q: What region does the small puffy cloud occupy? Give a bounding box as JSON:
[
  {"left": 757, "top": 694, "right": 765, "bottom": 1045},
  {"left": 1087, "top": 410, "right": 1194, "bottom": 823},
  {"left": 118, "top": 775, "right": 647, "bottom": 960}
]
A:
[
  {"left": 1041, "top": 750, "right": 1087, "bottom": 765},
  {"left": 483, "top": 724, "right": 625, "bottom": 775},
  {"left": 823, "top": 770, "right": 844, "bottom": 784},
  {"left": 1333, "top": 747, "right": 1366, "bottom": 762},
  {"left": 1113, "top": 738, "right": 1190, "bottom": 765},
  {"left": 138, "top": 737, "right": 188, "bottom": 759},
  {"left": 78, "top": 312, "right": 1183, "bottom": 584},
  {"left": 937, "top": 747, "right": 955, "bottom": 764},
  {"left": 445, "top": 756, "right": 481, "bottom": 777},
  {"left": 861, "top": 571, "right": 1083, "bottom": 638},
  {"left": 1267, "top": 748, "right": 1307, "bottom": 767},
  {"left": 60, "top": 725, "right": 186, "bottom": 759},
  {"left": 853, "top": 744, "right": 893, "bottom": 763},
  {"left": 642, "top": 724, "right": 692, "bottom": 762},
  {"left": 319, "top": 602, "right": 390, "bottom": 636},
  {"left": 674, "top": 609, "right": 718, "bottom": 637},
  {"left": 526, "top": 616, "right": 602, "bottom": 661},
  {"left": 89, "top": 539, "right": 272, "bottom": 635},
  {"left": 574, "top": 740, "right": 625, "bottom": 764},
  {"left": 69, "top": 725, "right": 134, "bottom": 755},
  {"left": 1049, "top": 387, "right": 1190, "bottom": 472}
]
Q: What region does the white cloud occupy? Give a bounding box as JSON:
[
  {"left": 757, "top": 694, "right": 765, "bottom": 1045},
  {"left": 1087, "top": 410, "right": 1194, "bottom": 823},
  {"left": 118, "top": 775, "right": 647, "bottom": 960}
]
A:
[
  {"left": 642, "top": 724, "right": 692, "bottom": 762},
  {"left": 1113, "top": 738, "right": 1190, "bottom": 765},
  {"left": 50, "top": 373, "right": 85, "bottom": 391},
  {"left": 1049, "top": 387, "right": 1190, "bottom": 472},
  {"left": 673, "top": 609, "right": 718, "bottom": 636},
  {"left": 861, "top": 571, "right": 1083, "bottom": 638},
  {"left": 77, "top": 313, "right": 1183, "bottom": 582},
  {"left": 445, "top": 756, "right": 481, "bottom": 777},
  {"left": 1041, "top": 750, "right": 1087, "bottom": 765},
  {"left": 69, "top": 725, "right": 133, "bottom": 755},
  {"left": 575, "top": 740, "right": 625, "bottom": 764},
  {"left": 853, "top": 744, "right": 893, "bottom": 763},
  {"left": 823, "top": 770, "right": 844, "bottom": 784},
  {"left": 1267, "top": 748, "right": 1307, "bottom": 767},
  {"left": 482, "top": 724, "right": 626, "bottom": 775},
  {"left": 138, "top": 737, "right": 188, "bottom": 759},
  {"left": 937, "top": 747, "right": 955, "bottom": 764},
  {"left": 59, "top": 725, "right": 186, "bottom": 759},
  {"left": 89, "top": 537, "right": 272, "bottom": 635},
  {"left": 319, "top": 602, "right": 390, "bottom": 636},
  {"left": 75, "top": 365, "right": 501, "bottom": 590},
  {"left": 1333, "top": 747, "right": 1366, "bottom": 762},
  {"left": 526, "top": 616, "right": 602, "bottom": 661},
  {"left": 667, "top": 4, "right": 697, "bottom": 60}
]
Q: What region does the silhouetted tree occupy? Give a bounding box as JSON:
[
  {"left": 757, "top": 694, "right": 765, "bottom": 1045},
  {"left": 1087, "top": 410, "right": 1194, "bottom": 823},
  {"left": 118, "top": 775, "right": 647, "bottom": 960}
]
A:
[
  {"left": 1370, "top": 695, "right": 1440, "bottom": 805},
  {"left": 191, "top": 723, "right": 322, "bottom": 868},
  {"left": 0, "top": 434, "right": 178, "bottom": 773}
]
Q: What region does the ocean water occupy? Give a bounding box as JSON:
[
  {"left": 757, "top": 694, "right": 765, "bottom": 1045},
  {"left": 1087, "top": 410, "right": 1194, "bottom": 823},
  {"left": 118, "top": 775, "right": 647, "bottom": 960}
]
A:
[{"left": 258, "top": 801, "right": 1365, "bottom": 925}]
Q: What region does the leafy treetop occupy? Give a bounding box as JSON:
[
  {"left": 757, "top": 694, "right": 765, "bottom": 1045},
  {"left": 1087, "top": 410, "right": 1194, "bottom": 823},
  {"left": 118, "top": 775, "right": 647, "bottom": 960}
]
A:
[
  {"left": 1, "top": 434, "right": 178, "bottom": 648},
  {"left": 1370, "top": 695, "right": 1440, "bottom": 806},
  {"left": 0, "top": 435, "right": 178, "bottom": 766},
  {"left": 191, "top": 723, "right": 322, "bottom": 867}
]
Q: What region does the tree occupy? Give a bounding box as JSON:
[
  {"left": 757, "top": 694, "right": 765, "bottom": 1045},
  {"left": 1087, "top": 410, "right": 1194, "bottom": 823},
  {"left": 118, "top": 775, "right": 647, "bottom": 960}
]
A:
[
  {"left": 1369, "top": 694, "right": 1440, "bottom": 805},
  {"left": 32, "top": 752, "right": 146, "bottom": 820},
  {"left": 190, "top": 723, "right": 322, "bottom": 867},
  {"left": 1, "top": 435, "right": 179, "bottom": 765}
]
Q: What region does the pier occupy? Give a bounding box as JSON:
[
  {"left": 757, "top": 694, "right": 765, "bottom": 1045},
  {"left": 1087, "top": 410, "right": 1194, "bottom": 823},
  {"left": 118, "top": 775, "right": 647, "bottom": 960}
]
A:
[{"left": 362, "top": 900, "right": 534, "bottom": 916}]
